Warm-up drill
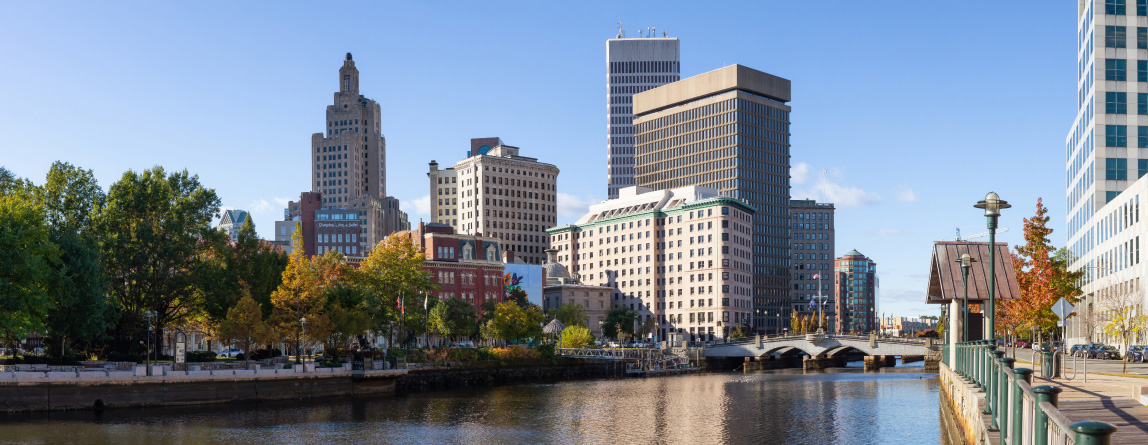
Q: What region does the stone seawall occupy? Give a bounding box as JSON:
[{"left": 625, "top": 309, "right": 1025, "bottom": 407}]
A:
[
  {"left": 937, "top": 363, "right": 988, "bottom": 444},
  {"left": 0, "top": 369, "right": 405, "bottom": 412},
  {"left": 397, "top": 363, "right": 613, "bottom": 393}
]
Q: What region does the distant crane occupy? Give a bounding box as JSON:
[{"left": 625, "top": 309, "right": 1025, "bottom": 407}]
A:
[{"left": 955, "top": 227, "right": 1009, "bottom": 241}]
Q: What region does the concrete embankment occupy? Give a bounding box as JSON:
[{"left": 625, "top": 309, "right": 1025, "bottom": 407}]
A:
[{"left": 0, "top": 367, "right": 405, "bottom": 412}]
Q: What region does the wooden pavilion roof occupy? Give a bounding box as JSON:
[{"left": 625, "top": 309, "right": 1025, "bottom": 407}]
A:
[{"left": 926, "top": 241, "right": 1021, "bottom": 304}]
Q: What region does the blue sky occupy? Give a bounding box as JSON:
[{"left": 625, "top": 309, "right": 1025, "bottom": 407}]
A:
[{"left": 0, "top": 2, "right": 1075, "bottom": 318}]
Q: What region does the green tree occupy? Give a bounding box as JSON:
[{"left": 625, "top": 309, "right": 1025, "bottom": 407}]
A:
[
  {"left": 226, "top": 217, "right": 287, "bottom": 318},
  {"left": 489, "top": 301, "right": 545, "bottom": 343},
  {"left": 550, "top": 302, "right": 588, "bottom": 327},
  {"left": 430, "top": 297, "right": 478, "bottom": 342},
  {"left": 601, "top": 306, "right": 637, "bottom": 340},
  {"left": 96, "top": 166, "right": 221, "bottom": 354},
  {"left": 0, "top": 195, "right": 60, "bottom": 344},
  {"left": 217, "top": 291, "right": 273, "bottom": 367},
  {"left": 728, "top": 326, "right": 749, "bottom": 341},
  {"left": 558, "top": 325, "right": 595, "bottom": 349},
  {"left": 34, "top": 162, "right": 112, "bottom": 358}
]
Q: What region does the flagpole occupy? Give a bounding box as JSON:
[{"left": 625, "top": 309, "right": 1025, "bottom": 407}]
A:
[{"left": 817, "top": 273, "right": 824, "bottom": 332}]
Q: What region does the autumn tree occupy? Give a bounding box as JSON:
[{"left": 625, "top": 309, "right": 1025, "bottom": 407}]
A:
[
  {"left": 217, "top": 291, "right": 273, "bottom": 368},
  {"left": 1098, "top": 281, "right": 1148, "bottom": 373},
  {"left": 1005, "top": 198, "right": 1084, "bottom": 346},
  {"left": 488, "top": 302, "right": 545, "bottom": 344},
  {"left": 728, "top": 326, "right": 749, "bottom": 341},
  {"left": 270, "top": 225, "right": 328, "bottom": 362},
  {"left": 357, "top": 234, "right": 437, "bottom": 336}
]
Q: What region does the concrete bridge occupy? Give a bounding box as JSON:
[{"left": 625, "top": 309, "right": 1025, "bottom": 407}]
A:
[{"left": 704, "top": 334, "right": 931, "bottom": 360}]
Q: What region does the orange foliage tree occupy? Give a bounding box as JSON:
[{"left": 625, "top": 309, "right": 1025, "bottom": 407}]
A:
[{"left": 1002, "top": 198, "right": 1083, "bottom": 342}]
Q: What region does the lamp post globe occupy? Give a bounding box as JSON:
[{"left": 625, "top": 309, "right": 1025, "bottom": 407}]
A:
[{"left": 973, "top": 192, "right": 1009, "bottom": 343}]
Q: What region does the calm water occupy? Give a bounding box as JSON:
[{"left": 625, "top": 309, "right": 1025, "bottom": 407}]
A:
[{"left": 0, "top": 366, "right": 942, "bottom": 444}]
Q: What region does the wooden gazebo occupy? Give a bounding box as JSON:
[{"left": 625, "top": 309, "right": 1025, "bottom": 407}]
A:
[{"left": 926, "top": 241, "right": 1021, "bottom": 342}]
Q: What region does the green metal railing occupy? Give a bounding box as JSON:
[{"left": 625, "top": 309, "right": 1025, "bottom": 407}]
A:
[{"left": 953, "top": 340, "right": 1118, "bottom": 444}]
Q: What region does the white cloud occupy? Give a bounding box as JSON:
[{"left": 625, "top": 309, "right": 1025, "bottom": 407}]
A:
[
  {"left": 875, "top": 229, "right": 909, "bottom": 236},
  {"left": 401, "top": 195, "right": 431, "bottom": 219},
  {"left": 791, "top": 162, "right": 810, "bottom": 185},
  {"left": 895, "top": 186, "right": 918, "bottom": 203},
  {"left": 810, "top": 177, "right": 881, "bottom": 208},
  {"left": 248, "top": 199, "right": 274, "bottom": 214},
  {"left": 557, "top": 192, "right": 599, "bottom": 222},
  {"left": 273, "top": 197, "right": 291, "bottom": 208}
]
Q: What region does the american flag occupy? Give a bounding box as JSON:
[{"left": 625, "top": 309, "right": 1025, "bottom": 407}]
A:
[{"left": 812, "top": 273, "right": 820, "bottom": 279}]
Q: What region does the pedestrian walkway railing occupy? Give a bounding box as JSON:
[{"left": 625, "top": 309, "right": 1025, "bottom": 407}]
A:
[{"left": 954, "top": 340, "right": 1117, "bottom": 444}]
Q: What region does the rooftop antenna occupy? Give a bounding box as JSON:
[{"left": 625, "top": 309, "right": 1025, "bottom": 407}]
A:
[
  {"left": 652, "top": 26, "right": 656, "bottom": 37},
  {"left": 663, "top": 30, "right": 667, "bottom": 37},
  {"left": 617, "top": 22, "right": 623, "bottom": 38}
]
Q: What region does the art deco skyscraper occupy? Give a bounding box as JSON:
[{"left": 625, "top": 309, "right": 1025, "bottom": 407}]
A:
[
  {"left": 633, "top": 64, "right": 793, "bottom": 334},
  {"left": 606, "top": 30, "right": 679, "bottom": 199}
]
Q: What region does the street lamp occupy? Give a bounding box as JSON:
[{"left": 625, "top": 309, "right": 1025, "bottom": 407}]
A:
[
  {"left": 145, "top": 310, "right": 156, "bottom": 375},
  {"left": 974, "top": 192, "right": 1010, "bottom": 342},
  {"left": 956, "top": 252, "right": 977, "bottom": 343},
  {"left": 300, "top": 317, "right": 307, "bottom": 365}
]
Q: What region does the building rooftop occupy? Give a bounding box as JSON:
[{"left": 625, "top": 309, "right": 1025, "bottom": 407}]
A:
[{"left": 633, "top": 64, "right": 791, "bottom": 115}]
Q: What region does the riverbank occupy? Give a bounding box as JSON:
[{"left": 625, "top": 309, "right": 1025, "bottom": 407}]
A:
[
  {"left": 0, "top": 367, "right": 405, "bottom": 412},
  {"left": 398, "top": 362, "right": 615, "bottom": 393}
]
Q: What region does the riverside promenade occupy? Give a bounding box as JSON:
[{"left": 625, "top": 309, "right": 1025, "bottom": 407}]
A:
[{"left": 942, "top": 345, "right": 1148, "bottom": 445}]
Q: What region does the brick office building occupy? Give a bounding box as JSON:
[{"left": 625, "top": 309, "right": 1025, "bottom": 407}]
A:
[{"left": 392, "top": 222, "right": 505, "bottom": 312}]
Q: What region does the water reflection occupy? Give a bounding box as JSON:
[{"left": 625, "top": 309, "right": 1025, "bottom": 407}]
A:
[{"left": 0, "top": 367, "right": 940, "bottom": 444}]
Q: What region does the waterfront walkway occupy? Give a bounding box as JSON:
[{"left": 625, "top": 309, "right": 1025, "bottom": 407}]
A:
[{"left": 970, "top": 353, "right": 1148, "bottom": 444}]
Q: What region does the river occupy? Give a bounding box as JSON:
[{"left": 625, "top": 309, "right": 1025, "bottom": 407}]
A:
[{"left": 0, "top": 364, "right": 943, "bottom": 444}]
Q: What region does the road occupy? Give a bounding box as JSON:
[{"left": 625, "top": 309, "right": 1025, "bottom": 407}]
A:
[{"left": 1001, "top": 346, "right": 1148, "bottom": 375}]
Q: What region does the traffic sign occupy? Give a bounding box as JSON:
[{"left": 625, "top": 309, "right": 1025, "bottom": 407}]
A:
[{"left": 1052, "top": 298, "right": 1075, "bottom": 320}]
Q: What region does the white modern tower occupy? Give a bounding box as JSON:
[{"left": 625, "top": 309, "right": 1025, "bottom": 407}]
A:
[
  {"left": 1065, "top": 1, "right": 1148, "bottom": 346},
  {"left": 606, "top": 28, "right": 679, "bottom": 199}
]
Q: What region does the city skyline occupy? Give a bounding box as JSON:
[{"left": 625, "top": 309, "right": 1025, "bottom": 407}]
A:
[{"left": 0, "top": 2, "right": 1076, "bottom": 318}]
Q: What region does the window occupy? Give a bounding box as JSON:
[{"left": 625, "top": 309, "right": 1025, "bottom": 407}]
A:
[
  {"left": 1140, "top": 159, "right": 1148, "bottom": 178},
  {"left": 1140, "top": 27, "right": 1148, "bottom": 48},
  {"left": 1141, "top": 60, "right": 1148, "bottom": 82},
  {"left": 1141, "top": 126, "right": 1148, "bottom": 148},
  {"left": 1107, "top": 59, "right": 1127, "bottom": 80},
  {"left": 1109, "top": 0, "right": 1127, "bottom": 15},
  {"left": 1108, "top": 92, "right": 1128, "bottom": 114},
  {"left": 1141, "top": 0, "right": 1148, "bottom": 15},
  {"left": 1140, "top": 93, "right": 1148, "bottom": 114},
  {"left": 1108, "top": 191, "right": 1122, "bottom": 203},
  {"left": 1107, "top": 158, "right": 1129, "bottom": 180},
  {"left": 1107, "top": 26, "right": 1127, "bottom": 48},
  {"left": 1108, "top": 125, "right": 1128, "bottom": 147}
]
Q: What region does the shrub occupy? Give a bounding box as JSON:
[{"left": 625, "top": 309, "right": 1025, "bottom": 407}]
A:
[
  {"left": 185, "top": 350, "right": 217, "bottom": 362},
  {"left": 536, "top": 344, "right": 556, "bottom": 359},
  {"left": 558, "top": 325, "right": 595, "bottom": 349},
  {"left": 249, "top": 348, "right": 282, "bottom": 361},
  {"left": 490, "top": 346, "right": 539, "bottom": 361}
]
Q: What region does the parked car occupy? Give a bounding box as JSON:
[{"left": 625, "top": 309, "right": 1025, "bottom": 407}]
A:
[
  {"left": 1014, "top": 339, "right": 1032, "bottom": 348},
  {"left": 1069, "top": 344, "right": 1084, "bottom": 357},
  {"left": 450, "top": 341, "right": 475, "bottom": 348},
  {"left": 631, "top": 341, "right": 650, "bottom": 348},
  {"left": 1084, "top": 343, "right": 1107, "bottom": 359},
  {"left": 220, "top": 347, "right": 243, "bottom": 358},
  {"left": 1128, "top": 346, "right": 1146, "bottom": 362}
]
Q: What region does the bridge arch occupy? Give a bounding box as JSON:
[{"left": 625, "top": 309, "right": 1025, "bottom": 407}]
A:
[
  {"left": 822, "top": 345, "right": 870, "bottom": 358},
  {"left": 762, "top": 345, "right": 817, "bottom": 358}
]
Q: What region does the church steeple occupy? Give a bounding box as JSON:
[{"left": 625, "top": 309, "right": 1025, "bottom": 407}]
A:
[{"left": 339, "top": 52, "right": 359, "bottom": 95}]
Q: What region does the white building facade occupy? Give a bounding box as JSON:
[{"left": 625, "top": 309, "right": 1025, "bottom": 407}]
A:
[
  {"left": 1065, "top": 1, "right": 1148, "bottom": 346},
  {"left": 548, "top": 186, "right": 755, "bottom": 342}
]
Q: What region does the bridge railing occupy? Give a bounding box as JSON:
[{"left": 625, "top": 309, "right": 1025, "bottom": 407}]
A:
[{"left": 953, "top": 340, "right": 1115, "bottom": 444}]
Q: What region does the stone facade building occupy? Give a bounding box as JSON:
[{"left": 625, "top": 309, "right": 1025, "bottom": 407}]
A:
[
  {"left": 548, "top": 185, "right": 756, "bottom": 342},
  {"left": 427, "top": 139, "right": 559, "bottom": 265},
  {"left": 543, "top": 248, "right": 612, "bottom": 338},
  {"left": 790, "top": 199, "right": 836, "bottom": 329},
  {"left": 632, "top": 64, "right": 793, "bottom": 335},
  {"left": 307, "top": 53, "right": 408, "bottom": 255}
]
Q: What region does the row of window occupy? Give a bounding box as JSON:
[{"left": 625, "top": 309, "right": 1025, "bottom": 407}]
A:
[
  {"left": 1104, "top": 0, "right": 1148, "bottom": 16},
  {"left": 1103, "top": 25, "right": 1148, "bottom": 48},
  {"left": 1103, "top": 59, "right": 1148, "bottom": 82}
]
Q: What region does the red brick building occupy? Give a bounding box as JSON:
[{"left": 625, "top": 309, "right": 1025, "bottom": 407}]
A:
[{"left": 395, "top": 222, "right": 505, "bottom": 312}]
